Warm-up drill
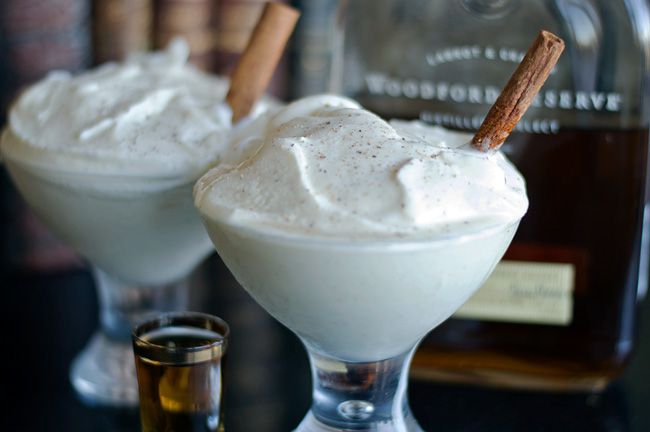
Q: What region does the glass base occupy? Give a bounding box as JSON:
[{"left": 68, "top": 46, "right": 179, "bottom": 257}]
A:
[
  {"left": 295, "top": 410, "right": 424, "bottom": 432},
  {"left": 70, "top": 332, "right": 139, "bottom": 407}
]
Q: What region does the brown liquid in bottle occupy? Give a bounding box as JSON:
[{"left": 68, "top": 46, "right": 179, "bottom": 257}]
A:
[{"left": 413, "top": 128, "right": 648, "bottom": 391}]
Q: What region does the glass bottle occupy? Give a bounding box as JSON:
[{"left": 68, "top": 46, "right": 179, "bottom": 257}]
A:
[{"left": 334, "top": 0, "right": 650, "bottom": 391}]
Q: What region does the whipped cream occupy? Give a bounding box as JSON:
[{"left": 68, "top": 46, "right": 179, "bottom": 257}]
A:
[
  {"left": 2, "top": 40, "right": 265, "bottom": 181},
  {"left": 195, "top": 95, "right": 528, "bottom": 240},
  {"left": 0, "top": 41, "right": 271, "bottom": 284}
]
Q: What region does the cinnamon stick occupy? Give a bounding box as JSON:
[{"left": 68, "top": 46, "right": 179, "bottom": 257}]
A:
[
  {"left": 226, "top": 2, "right": 300, "bottom": 123},
  {"left": 472, "top": 30, "right": 564, "bottom": 151}
]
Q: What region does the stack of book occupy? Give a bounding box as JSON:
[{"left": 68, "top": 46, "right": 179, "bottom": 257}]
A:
[{"left": 94, "top": 0, "right": 283, "bottom": 74}]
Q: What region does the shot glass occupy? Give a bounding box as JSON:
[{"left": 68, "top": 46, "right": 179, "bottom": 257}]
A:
[{"left": 132, "top": 312, "right": 229, "bottom": 432}]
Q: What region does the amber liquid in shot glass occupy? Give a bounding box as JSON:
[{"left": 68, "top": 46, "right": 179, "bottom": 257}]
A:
[{"left": 133, "top": 312, "right": 229, "bottom": 432}]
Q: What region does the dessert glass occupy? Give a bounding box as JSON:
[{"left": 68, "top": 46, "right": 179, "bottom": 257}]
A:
[
  {"left": 2, "top": 135, "right": 213, "bottom": 406},
  {"left": 199, "top": 209, "right": 521, "bottom": 431}
]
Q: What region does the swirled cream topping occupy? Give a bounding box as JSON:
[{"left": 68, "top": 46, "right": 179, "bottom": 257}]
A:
[
  {"left": 2, "top": 40, "right": 268, "bottom": 180},
  {"left": 195, "top": 95, "right": 528, "bottom": 239}
]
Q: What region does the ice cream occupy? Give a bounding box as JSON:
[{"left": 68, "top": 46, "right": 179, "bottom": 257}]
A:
[
  {"left": 1, "top": 40, "right": 270, "bottom": 285},
  {"left": 195, "top": 95, "right": 527, "bottom": 361}
]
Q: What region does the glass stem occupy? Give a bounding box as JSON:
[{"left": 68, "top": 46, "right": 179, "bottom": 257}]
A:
[
  {"left": 300, "top": 344, "right": 423, "bottom": 431},
  {"left": 94, "top": 267, "right": 189, "bottom": 340},
  {"left": 70, "top": 267, "right": 189, "bottom": 405}
]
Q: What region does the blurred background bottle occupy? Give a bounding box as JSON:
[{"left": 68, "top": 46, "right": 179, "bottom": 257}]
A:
[
  {"left": 289, "top": 0, "right": 340, "bottom": 98},
  {"left": 334, "top": 0, "right": 650, "bottom": 391}
]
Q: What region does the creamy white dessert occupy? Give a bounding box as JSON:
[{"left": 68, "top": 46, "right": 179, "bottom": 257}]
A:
[
  {"left": 1, "top": 40, "right": 269, "bottom": 285},
  {"left": 195, "top": 95, "right": 528, "bottom": 361}
]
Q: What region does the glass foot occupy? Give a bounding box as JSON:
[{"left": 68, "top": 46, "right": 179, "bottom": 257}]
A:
[
  {"left": 70, "top": 332, "right": 139, "bottom": 407},
  {"left": 295, "top": 411, "right": 424, "bottom": 432}
]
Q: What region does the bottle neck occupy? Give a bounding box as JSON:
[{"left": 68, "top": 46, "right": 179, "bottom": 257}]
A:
[{"left": 461, "top": 0, "right": 518, "bottom": 18}]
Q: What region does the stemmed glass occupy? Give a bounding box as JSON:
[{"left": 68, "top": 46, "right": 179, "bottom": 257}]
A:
[
  {"left": 2, "top": 156, "right": 213, "bottom": 406},
  {"left": 200, "top": 212, "right": 520, "bottom": 431}
]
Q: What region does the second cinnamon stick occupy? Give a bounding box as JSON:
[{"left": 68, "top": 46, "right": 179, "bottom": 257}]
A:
[{"left": 225, "top": 2, "right": 300, "bottom": 123}]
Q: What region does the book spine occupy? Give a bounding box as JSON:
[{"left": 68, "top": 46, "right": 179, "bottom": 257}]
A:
[
  {"left": 154, "top": 0, "right": 217, "bottom": 71},
  {"left": 93, "top": 0, "right": 153, "bottom": 63}
]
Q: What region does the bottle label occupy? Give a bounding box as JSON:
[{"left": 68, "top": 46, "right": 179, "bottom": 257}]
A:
[
  {"left": 454, "top": 260, "right": 575, "bottom": 325},
  {"left": 365, "top": 71, "right": 624, "bottom": 113},
  {"left": 345, "top": 38, "right": 643, "bottom": 129}
]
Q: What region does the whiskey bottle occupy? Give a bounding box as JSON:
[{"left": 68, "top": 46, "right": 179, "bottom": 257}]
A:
[{"left": 335, "top": 0, "right": 650, "bottom": 391}]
